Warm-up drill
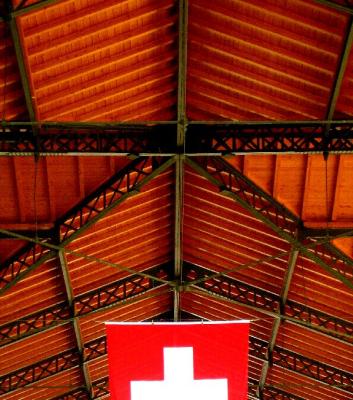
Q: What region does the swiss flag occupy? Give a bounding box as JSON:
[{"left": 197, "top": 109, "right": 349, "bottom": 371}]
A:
[{"left": 106, "top": 321, "right": 249, "bottom": 400}]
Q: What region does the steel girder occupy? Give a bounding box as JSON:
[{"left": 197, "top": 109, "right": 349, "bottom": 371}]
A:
[
  {"left": 0, "top": 156, "right": 175, "bottom": 295},
  {"left": 0, "top": 124, "right": 177, "bottom": 155},
  {"left": 3, "top": 122, "right": 353, "bottom": 155},
  {"left": 187, "top": 122, "right": 353, "bottom": 155},
  {"left": 250, "top": 336, "right": 353, "bottom": 393},
  {"left": 186, "top": 156, "right": 353, "bottom": 291},
  {"left": 183, "top": 263, "right": 353, "bottom": 343},
  {"left": 0, "top": 264, "right": 171, "bottom": 346}
]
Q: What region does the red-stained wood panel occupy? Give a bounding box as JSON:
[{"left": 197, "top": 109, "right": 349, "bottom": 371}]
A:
[
  {"left": 0, "top": 21, "right": 28, "bottom": 121},
  {"left": 227, "top": 154, "right": 353, "bottom": 228},
  {"left": 187, "top": 0, "right": 348, "bottom": 121},
  {"left": 278, "top": 322, "right": 353, "bottom": 373},
  {"left": 17, "top": 0, "right": 178, "bottom": 121},
  {"left": 180, "top": 290, "right": 274, "bottom": 341},
  {"left": 3, "top": 369, "right": 83, "bottom": 400},
  {"left": 0, "top": 240, "right": 26, "bottom": 263},
  {"left": 288, "top": 253, "right": 353, "bottom": 318},
  {"left": 0, "top": 324, "right": 76, "bottom": 375},
  {"left": 183, "top": 167, "right": 290, "bottom": 294},
  {"left": 267, "top": 365, "right": 353, "bottom": 400},
  {"left": 0, "top": 257, "right": 66, "bottom": 322},
  {"left": 0, "top": 156, "right": 128, "bottom": 226}
]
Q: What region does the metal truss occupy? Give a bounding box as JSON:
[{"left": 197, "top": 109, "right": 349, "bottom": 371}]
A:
[
  {"left": 183, "top": 263, "right": 353, "bottom": 343},
  {"left": 186, "top": 122, "right": 353, "bottom": 155},
  {"left": 74, "top": 264, "right": 171, "bottom": 316},
  {"left": 3, "top": 121, "right": 353, "bottom": 155},
  {"left": 0, "top": 156, "right": 174, "bottom": 295},
  {"left": 0, "top": 302, "right": 70, "bottom": 346},
  {"left": 56, "top": 156, "right": 174, "bottom": 243},
  {"left": 0, "top": 264, "right": 171, "bottom": 346},
  {"left": 186, "top": 156, "right": 353, "bottom": 291},
  {"left": 250, "top": 337, "right": 353, "bottom": 393},
  {"left": 0, "top": 124, "right": 176, "bottom": 156}
]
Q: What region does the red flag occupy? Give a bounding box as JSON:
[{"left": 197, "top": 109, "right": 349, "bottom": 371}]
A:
[{"left": 106, "top": 321, "right": 249, "bottom": 400}]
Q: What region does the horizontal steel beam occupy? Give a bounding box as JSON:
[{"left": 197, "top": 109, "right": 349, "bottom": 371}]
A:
[
  {"left": 0, "top": 124, "right": 176, "bottom": 156},
  {"left": 187, "top": 122, "right": 353, "bottom": 155},
  {"left": 0, "top": 264, "right": 172, "bottom": 346},
  {"left": 2, "top": 121, "right": 353, "bottom": 155}
]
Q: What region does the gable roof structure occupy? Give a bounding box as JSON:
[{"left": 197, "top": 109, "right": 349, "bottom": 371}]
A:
[{"left": 1, "top": 0, "right": 353, "bottom": 399}]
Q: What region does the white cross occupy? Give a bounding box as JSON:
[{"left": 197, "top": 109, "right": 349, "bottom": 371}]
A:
[{"left": 130, "top": 347, "right": 228, "bottom": 400}]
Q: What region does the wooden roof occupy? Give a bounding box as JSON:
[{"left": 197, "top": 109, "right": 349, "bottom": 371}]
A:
[{"left": 1, "top": 1, "right": 353, "bottom": 399}]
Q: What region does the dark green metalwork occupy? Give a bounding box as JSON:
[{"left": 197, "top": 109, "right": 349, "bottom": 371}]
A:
[
  {"left": 0, "top": 156, "right": 175, "bottom": 295},
  {"left": 186, "top": 156, "right": 353, "bottom": 291}
]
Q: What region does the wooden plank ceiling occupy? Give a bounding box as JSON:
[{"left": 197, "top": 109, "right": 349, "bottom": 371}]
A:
[{"left": 1, "top": 1, "right": 353, "bottom": 399}]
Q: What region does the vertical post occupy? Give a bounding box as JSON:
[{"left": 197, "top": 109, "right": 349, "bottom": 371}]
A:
[{"left": 174, "top": 0, "right": 188, "bottom": 321}]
